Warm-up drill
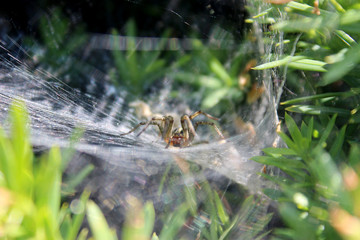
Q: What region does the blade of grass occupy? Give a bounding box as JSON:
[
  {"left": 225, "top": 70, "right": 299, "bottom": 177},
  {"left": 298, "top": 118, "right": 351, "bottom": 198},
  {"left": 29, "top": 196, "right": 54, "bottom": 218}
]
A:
[
  {"left": 262, "top": 147, "right": 297, "bottom": 156},
  {"left": 334, "top": 30, "right": 357, "bottom": 47},
  {"left": 287, "top": 59, "right": 327, "bottom": 72},
  {"left": 252, "top": 56, "right": 305, "bottom": 70},
  {"left": 65, "top": 191, "right": 90, "bottom": 240},
  {"left": 317, "top": 114, "right": 337, "bottom": 148},
  {"left": 285, "top": 105, "right": 350, "bottom": 116},
  {"left": 281, "top": 91, "right": 356, "bottom": 105},
  {"left": 285, "top": 113, "right": 303, "bottom": 146},
  {"left": 329, "top": 125, "right": 347, "bottom": 158},
  {"left": 87, "top": 201, "right": 117, "bottom": 240},
  {"left": 213, "top": 191, "right": 229, "bottom": 225},
  {"left": 159, "top": 203, "right": 189, "bottom": 240}
]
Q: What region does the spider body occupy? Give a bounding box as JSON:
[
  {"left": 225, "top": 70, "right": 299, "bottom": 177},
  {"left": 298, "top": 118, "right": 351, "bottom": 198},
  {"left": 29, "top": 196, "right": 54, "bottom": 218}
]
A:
[
  {"left": 169, "top": 128, "right": 185, "bottom": 147},
  {"left": 121, "top": 111, "right": 224, "bottom": 148}
]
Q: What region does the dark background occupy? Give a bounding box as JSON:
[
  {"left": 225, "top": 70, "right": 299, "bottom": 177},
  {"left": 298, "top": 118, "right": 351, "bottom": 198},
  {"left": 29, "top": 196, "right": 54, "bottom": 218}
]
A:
[{"left": 1, "top": 0, "right": 247, "bottom": 39}]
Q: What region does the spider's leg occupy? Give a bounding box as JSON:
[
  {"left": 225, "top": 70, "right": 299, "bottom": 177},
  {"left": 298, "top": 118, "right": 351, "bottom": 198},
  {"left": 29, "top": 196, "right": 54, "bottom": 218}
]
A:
[
  {"left": 189, "top": 110, "right": 219, "bottom": 121},
  {"left": 194, "top": 121, "right": 225, "bottom": 139},
  {"left": 136, "top": 117, "right": 166, "bottom": 137},
  {"left": 120, "top": 117, "right": 165, "bottom": 137},
  {"left": 162, "top": 116, "right": 174, "bottom": 143},
  {"left": 181, "top": 114, "right": 196, "bottom": 144},
  {"left": 120, "top": 121, "right": 147, "bottom": 136}
]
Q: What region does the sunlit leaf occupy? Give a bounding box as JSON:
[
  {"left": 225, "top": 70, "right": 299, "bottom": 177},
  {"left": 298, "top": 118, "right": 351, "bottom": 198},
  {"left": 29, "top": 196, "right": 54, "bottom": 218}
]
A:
[
  {"left": 65, "top": 191, "right": 90, "bottom": 240},
  {"left": 209, "top": 58, "right": 233, "bottom": 86},
  {"left": 214, "top": 191, "right": 229, "bottom": 225},
  {"left": 262, "top": 147, "right": 297, "bottom": 156},
  {"left": 252, "top": 56, "right": 305, "bottom": 70},
  {"left": 122, "top": 199, "right": 155, "bottom": 240},
  {"left": 334, "top": 30, "right": 356, "bottom": 47},
  {"left": 87, "top": 201, "right": 117, "bottom": 240},
  {"left": 252, "top": 156, "right": 306, "bottom": 169},
  {"left": 287, "top": 59, "right": 327, "bottom": 72},
  {"left": 281, "top": 91, "right": 356, "bottom": 105},
  {"left": 285, "top": 105, "right": 350, "bottom": 116},
  {"left": 320, "top": 44, "right": 360, "bottom": 86},
  {"left": 202, "top": 87, "right": 229, "bottom": 109}
]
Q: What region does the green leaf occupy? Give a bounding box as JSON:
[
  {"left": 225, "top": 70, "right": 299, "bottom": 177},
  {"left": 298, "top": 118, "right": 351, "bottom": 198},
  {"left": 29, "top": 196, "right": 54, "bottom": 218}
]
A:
[
  {"left": 285, "top": 113, "right": 303, "bottom": 145},
  {"left": 122, "top": 200, "right": 155, "bottom": 240},
  {"left": 159, "top": 203, "right": 189, "bottom": 240},
  {"left": 251, "top": 7, "right": 272, "bottom": 19},
  {"left": 317, "top": 114, "right": 337, "bottom": 149},
  {"left": 278, "top": 131, "right": 299, "bottom": 153},
  {"left": 286, "top": 1, "right": 319, "bottom": 15},
  {"left": 287, "top": 59, "right": 327, "bottom": 72},
  {"left": 0, "top": 127, "right": 16, "bottom": 190},
  {"left": 199, "top": 76, "right": 223, "bottom": 88},
  {"left": 252, "top": 156, "right": 306, "bottom": 172},
  {"left": 62, "top": 164, "right": 94, "bottom": 195},
  {"left": 309, "top": 149, "right": 344, "bottom": 199},
  {"left": 349, "top": 143, "right": 360, "bottom": 167},
  {"left": 65, "top": 191, "right": 90, "bottom": 240},
  {"left": 46, "top": 147, "right": 62, "bottom": 218},
  {"left": 252, "top": 56, "right": 305, "bottom": 70},
  {"left": 285, "top": 105, "right": 350, "bottom": 116},
  {"left": 278, "top": 204, "right": 318, "bottom": 239},
  {"left": 329, "top": 125, "right": 347, "bottom": 158},
  {"left": 334, "top": 30, "right": 357, "bottom": 47},
  {"left": 320, "top": 44, "right": 360, "bottom": 86},
  {"left": 214, "top": 191, "right": 229, "bottom": 225},
  {"left": 87, "top": 201, "right": 117, "bottom": 240},
  {"left": 262, "top": 147, "right": 297, "bottom": 157},
  {"left": 271, "top": 18, "right": 322, "bottom": 33},
  {"left": 281, "top": 91, "right": 356, "bottom": 105},
  {"left": 218, "top": 213, "right": 239, "bottom": 240},
  {"left": 339, "top": 9, "right": 360, "bottom": 26},
  {"left": 143, "top": 202, "right": 156, "bottom": 237},
  {"left": 202, "top": 87, "right": 229, "bottom": 109},
  {"left": 305, "top": 117, "right": 314, "bottom": 143},
  {"left": 209, "top": 58, "right": 233, "bottom": 86}
]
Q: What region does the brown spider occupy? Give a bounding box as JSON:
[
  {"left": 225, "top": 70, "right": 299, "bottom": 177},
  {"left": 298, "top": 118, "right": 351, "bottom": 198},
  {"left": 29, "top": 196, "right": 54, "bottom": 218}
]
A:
[{"left": 121, "top": 111, "right": 225, "bottom": 148}]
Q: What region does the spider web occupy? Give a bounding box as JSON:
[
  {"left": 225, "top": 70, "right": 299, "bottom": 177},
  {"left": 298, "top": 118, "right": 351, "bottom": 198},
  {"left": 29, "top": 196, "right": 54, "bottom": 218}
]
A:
[{"left": 0, "top": 1, "right": 283, "bottom": 238}]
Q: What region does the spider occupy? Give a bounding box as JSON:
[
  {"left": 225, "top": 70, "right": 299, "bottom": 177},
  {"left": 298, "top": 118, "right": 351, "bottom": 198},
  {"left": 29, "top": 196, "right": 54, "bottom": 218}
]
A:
[{"left": 121, "top": 110, "right": 225, "bottom": 148}]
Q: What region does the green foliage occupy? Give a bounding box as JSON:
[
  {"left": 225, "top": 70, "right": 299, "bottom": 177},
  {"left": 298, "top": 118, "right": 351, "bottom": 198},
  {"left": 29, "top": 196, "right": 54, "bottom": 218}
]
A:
[
  {"left": 253, "top": 55, "right": 327, "bottom": 72},
  {"left": 110, "top": 19, "right": 170, "bottom": 96},
  {"left": 121, "top": 198, "right": 155, "bottom": 240},
  {"left": 253, "top": 113, "right": 351, "bottom": 239},
  {"left": 119, "top": 168, "right": 272, "bottom": 240},
  {"left": 87, "top": 201, "right": 118, "bottom": 240},
  {"left": 250, "top": 0, "right": 360, "bottom": 89},
  {"left": 30, "top": 7, "right": 87, "bottom": 80},
  {"left": 170, "top": 38, "right": 258, "bottom": 112},
  {"left": 0, "top": 102, "right": 116, "bottom": 239},
  {"left": 248, "top": 1, "right": 360, "bottom": 239}
]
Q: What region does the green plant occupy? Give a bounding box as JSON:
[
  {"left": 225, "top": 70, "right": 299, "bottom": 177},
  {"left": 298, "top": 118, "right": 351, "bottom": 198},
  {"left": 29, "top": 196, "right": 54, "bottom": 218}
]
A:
[
  {"left": 251, "top": 1, "right": 360, "bottom": 90},
  {"left": 170, "top": 36, "right": 258, "bottom": 112},
  {"left": 0, "top": 102, "right": 116, "bottom": 239},
  {"left": 252, "top": 112, "right": 360, "bottom": 240},
  {"left": 110, "top": 19, "right": 170, "bottom": 96},
  {"left": 121, "top": 178, "right": 271, "bottom": 240},
  {"left": 248, "top": 1, "right": 360, "bottom": 239},
  {"left": 25, "top": 7, "right": 87, "bottom": 86}
]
